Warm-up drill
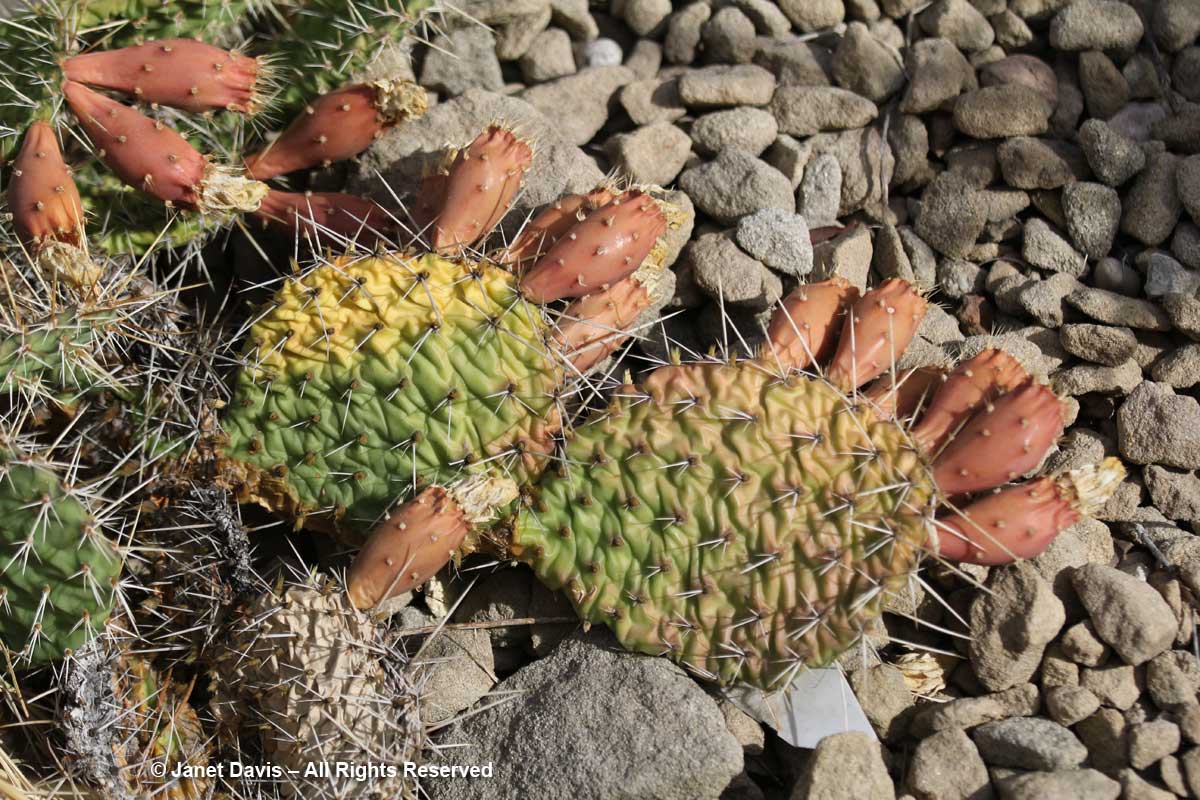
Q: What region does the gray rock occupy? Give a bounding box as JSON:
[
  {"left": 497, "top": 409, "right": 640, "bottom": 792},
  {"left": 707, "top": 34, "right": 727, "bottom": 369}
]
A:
[
  {"left": 993, "top": 9, "right": 1036, "bottom": 47},
  {"left": 519, "top": 28, "right": 577, "bottom": 83},
  {"left": 735, "top": 209, "right": 812, "bottom": 276},
  {"left": 494, "top": 4, "right": 552, "bottom": 61},
  {"left": 728, "top": 0, "right": 792, "bottom": 37},
  {"left": 1118, "top": 381, "right": 1200, "bottom": 467},
  {"left": 1062, "top": 182, "right": 1121, "bottom": 259},
  {"left": 620, "top": 78, "right": 687, "bottom": 125},
  {"left": 1144, "top": 466, "right": 1200, "bottom": 523},
  {"left": 427, "top": 632, "right": 742, "bottom": 800},
  {"left": 1122, "top": 151, "right": 1183, "bottom": 247},
  {"left": 583, "top": 39, "right": 623, "bottom": 68},
  {"left": 973, "top": 718, "right": 1088, "bottom": 770},
  {"left": 664, "top": 2, "right": 710, "bottom": 65},
  {"left": 1018, "top": 273, "right": 1082, "bottom": 328},
  {"left": 997, "top": 136, "right": 1088, "bottom": 190},
  {"left": 1181, "top": 155, "right": 1200, "bottom": 226},
  {"left": 791, "top": 732, "right": 894, "bottom": 800},
  {"left": 779, "top": 0, "right": 845, "bottom": 32},
  {"left": 798, "top": 152, "right": 843, "bottom": 227},
  {"left": 1060, "top": 324, "right": 1137, "bottom": 366},
  {"left": 677, "top": 64, "right": 776, "bottom": 108},
  {"left": 1023, "top": 218, "right": 1086, "bottom": 277},
  {"left": 916, "top": 171, "right": 988, "bottom": 258},
  {"left": 1152, "top": 343, "right": 1200, "bottom": 388},
  {"left": 1076, "top": 709, "right": 1129, "bottom": 775},
  {"left": 1067, "top": 288, "right": 1171, "bottom": 331},
  {"left": 1153, "top": 0, "right": 1200, "bottom": 52},
  {"left": 623, "top": 40, "right": 662, "bottom": 80},
  {"left": 605, "top": 122, "right": 692, "bottom": 186},
  {"left": 1093, "top": 256, "right": 1142, "bottom": 296},
  {"left": 907, "top": 729, "right": 993, "bottom": 800},
  {"left": 919, "top": 0, "right": 995, "bottom": 52},
  {"left": 901, "top": 36, "right": 978, "bottom": 114},
  {"left": 954, "top": 85, "right": 1052, "bottom": 139},
  {"left": 1119, "top": 769, "right": 1178, "bottom": 800},
  {"left": 806, "top": 126, "right": 895, "bottom": 218},
  {"left": 1078, "top": 118, "right": 1146, "bottom": 187},
  {"left": 690, "top": 107, "right": 778, "bottom": 157},
  {"left": 753, "top": 38, "right": 833, "bottom": 85},
  {"left": 418, "top": 628, "right": 496, "bottom": 724},
  {"left": 832, "top": 22, "right": 905, "bottom": 103},
  {"left": 1142, "top": 252, "right": 1200, "bottom": 298},
  {"left": 1079, "top": 663, "right": 1141, "bottom": 710},
  {"left": 911, "top": 683, "right": 1041, "bottom": 736},
  {"left": 1045, "top": 685, "right": 1102, "bottom": 727},
  {"left": 889, "top": 113, "right": 931, "bottom": 186},
  {"left": 1062, "top": 621, "right": 1110, "bottom": 666},
  {"left": 1052, "top": 359, "right": 1141, "bottom": 396},
  {"left": 550, "top": 0, "right": 597, "bottom": 40},
  {"left": 995, "top": 769, "right": 1120, "bottom": 800},
  {"left": 848, "top": 664, "right": 913, "bottom": 743},
  {"left": 1146, "top": 650, "right": 1200, "bottom": 710},
  {"left": 970, "top": 564, "right": 1066, "bottom": 692},
  {"left": 1049, "top": 0, "right": 1145, "bottom": 50},
  {"left": 1130, "top": 720, "right": 1182, "bottom": 769},
  {"left": 1161, "top": 292, "right": 1200, "bottom": 339},
  {"left": 687, "top": 232, "right": 782, "bottom": 310},
  {"left": 678, "top": 150, "right": 793, "bottom": 225},
  {"left": 702, "top": 7, "right": 757, "bottom": 64},
  {"left": 765, "top": 133, "right": 808, "bottom": 188},
  {"left": 1109, "top": 102, "right": 1171, "bottom": 142},
  {"left": 979, "top": 54, "right": 1057, "bottom": 104},
  {"left": 1072, "top": 564, "right": 1178, "bottom": 665},
  {"left": 623, "top": 0, "right": 671, "bottom": 37},
  {"left": 1079, "top": 50, "right": 1130, "bottom": 120},
  {"left": 519, "top": 66, "right": 635, "bottom": 145},
  {"left": 812, "top": 224, "right": 874, "bottom": 289},
  {"left": 769, "top": 85, "right": 878, "bottom": 136},
  {"left": 420, "top": 26, "right": 505, "bottom": 97},
  {"left": 1174, "top": 222, "right": 1200, "bottom": 268},
  {"left": 938, "top": 259, "right": 986, "bottom": 299}
]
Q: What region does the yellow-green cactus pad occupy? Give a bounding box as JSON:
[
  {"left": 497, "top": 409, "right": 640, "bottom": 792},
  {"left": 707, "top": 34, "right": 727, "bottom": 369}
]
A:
[
  {"left": 223, "top": 252, "right": 562, "bottom": 534},
  {"left": 514, "top": 363, "right": 936, "bottom": 689}
]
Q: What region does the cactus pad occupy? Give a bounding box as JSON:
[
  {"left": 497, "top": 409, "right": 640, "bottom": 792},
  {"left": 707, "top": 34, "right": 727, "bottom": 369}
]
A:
[
  {"left": 223, "top": 252, "right": 562, "bottom": 532},
  {"left": 0, "top": 456, "right": 121, "bottom": 664},
  {"left": 513, "top": 363, "right": 936, "bottom": 688}
]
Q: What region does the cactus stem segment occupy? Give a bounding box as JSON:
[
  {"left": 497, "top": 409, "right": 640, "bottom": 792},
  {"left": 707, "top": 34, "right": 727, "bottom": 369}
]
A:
[
  {"left": 765, "top": 278, "right": 859, "bottom": 372},
  {"left": 826, "top": 279, "right": 927, "bottom": 391},
  {"left": 431, "top": 125, "right": 533, "bottom": 252}
]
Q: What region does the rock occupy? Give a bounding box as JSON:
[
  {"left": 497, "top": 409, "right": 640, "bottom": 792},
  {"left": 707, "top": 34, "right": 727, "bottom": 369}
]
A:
[
  {"left": 1185, "top": 748, "right": 1200, "bottom": 796},
  {"left": 954, "top": 85, "right": 1052, "bottom": 139},
  {"left": 832, "top": 22, "right": 905, "bottom": 102},
  {"left": 1130, "top": 720, "right": 1182, "bottom": 769},
  {"left": 847, "top": 664, "right": 914, "bottom": 743},
  {"left": 916, "top": 171, "right": 988, "bottom": 258},
  {"left": 1076, "top": 707, "right": 1130, "bottom": 775},
  {"left": 902, "top": 37, "right": 978, "bottom": 114},
  {"left": 993, "top": 9, "right": 1036, "bottom": 48},
  {"left": 764, "top": 134, "right": 808, "bottom": 188},
  {"left": 1045, "top": 685, "right": 1102, "bottom": 726},
  {"left": 426, "top": 631, "right": 743, "bottom": 800},
  {"left": 690, "top": 107, "right": 778, "bottom": 156},
  {"left": 1067, "top": 288, "right": 1171, "bottom": 331},
  {"left": 1107, "top": 102, "right": 1169, "bottom": 142},
  {"left": 994, "top": 769, "right": 1120, "bottom": 800},
  {"left": 352, "top": 88, "right": 604, "bottom": 236},
  {"left": 1142, "top": 252, "right": 1200, "bottom": 298},
  {"left": 1049, "top": 0, "right": 1145, "bottom": 50},
  {"left": 420, "top": 26, "right": 505, "bottom": 97},
  {"left": 1072, "top": 564, "right": 1178, "bottom": 665},
  {"left": 779, "top": 0, "right": 845, "bottom": 32},
  {"left": 890, "top": 114, "right": 931, "bottom": 185},
  {"left": 1078, "top": 118, "right": 1147, "bottom": 187},
  {"left": 702, "top": 7, "right": 756, "bottom": 64},
  {"left": 519, "top": 66, "right": 635, "bottom": 145},
  {"left": 550, "top": 0, "right": 597, "bottom": 40},
  {"left": 1118, "top": 381, "right": 1200, "bottom": 467},
  {"left": 1174, "top": 222, "right": 1200, "bottom": 268},
  {"left": 1052, "top": 359, "right": 1141, "bottom": 396},
  {"left": 754, "top": 39, "right": 834, "bottom": 85},
  {"left": 1079, "top": 663, "right": 1141, "bottom": 710},
  {"left": 1153, "top": 0, "right": 1200, "bottom": 51},
  {"left": 677, "top": 64, "right": 776, "bottom": 108},
  {"left": 728, "top": 0, "right": 791, "bottom": 37},
  {"left": 605, "top": 122, "right": 692, "bottom": 186},
  {"left": 1146, "top": 650, "right": 1200, "bottom": 710},
  {"left": 972, "top": 718, "right": 1088, "bottom": 770},
  {"left": 1093, "top": 256, "right": 1142, "bottom": 296},
  {"left": 1023, "top": 218, "right": 1086, "bottom": 277},
  {"left": 997, "top": 137, "right": 1088, "bottom": 190},
  {"left": 717, "top": 698, "right": 764, "bottom": 755},
  {"left": 769, "top": 86, "right": 878, "bottom": 136},
  {"left": 665, "top": 2, "right": 710, "bottom": 65},
  {"left": 1079, "top": 51, "right": 1130, "bottom": 121},
  {"left": 798, "top": 152, "right": 842, "bottom": 227},
  {"left": 907, "top": 729, "right": 992, "bottom": 800},
  {"left": 1161, "top": 292, "right": 1200, "bottom": 339},
  {"left": 494, "top": 4, "right": 553, "bottom": 61},
  {"left": 1119, "top": 769, "right": 1178, "bottom": 800},
  {"left": 807, "top": 126, "right": 895, "bottom": 217},
  {"left": 583, "top": 39, "right": 623, "bottom": 68},
  {"left": 1060, "top": 324, "right": 1137, "bottom": 366},
  {"left": 519, "top": 29, "right": 577, "bottom": 83},
  {"left": 1181, "top": 155, "right": 1200, "bottom": 225},
  {"left": 812, "top": 224, "right": 874, "bottom": 289},
  {"left": 919, "top": 0, "right": 995, "bottom": 52},
  {"left": 791, "top": 732, "right": 895, "bottom": 800},
  {"left": 735, "top": 209, "right": 813, "bottom": 276},
  {"left": 979, "top": 55, "right": 1057, "bottom": 105},
  {"left": 938, "top": 259, "right": 986, "bottom": 299},
  {"left": 620, "top": 78, "right": 687, "bottom": 125},
  {"left": 911, "top": 684, "right": 1041, "bottom": 736},
  {"left": 687, "top": 232, "right": 782, "bottom": 310},
  {"left": 1061, "top": 182, "right": 1120, "bottom": 259},
  {"left": 678, "top": 150, "right": 793, "bottom": 225},
  {"left": 624, "top": 40, "right": 662, "bottom": 80},
  {"left": 1161, "top": 754, "right": 1189, "bottom": 795},
  {"left": 970, "top": 564, "right": 1066, "bottom": 692},
  {"left": 1122, "top": 151, "right": 1183, "bottom": 247},
  {"left": 1018, "top": 273, "right": 1081, "bottom": 328},
  {"left": 418, "top": 628, "right": 496, "bottom": 724},
  {"left": 1062, "top": 621, "right": 1109, "bottom": 666},
  {"left": 623, "top": 0, "right": 671, "bottom": 37},
  {"left": 1152, "top": 106, "right": 1200, "bottom": 154},
  {"left": 1151, "top": 344, "right": 1200, "bottom": 388}
]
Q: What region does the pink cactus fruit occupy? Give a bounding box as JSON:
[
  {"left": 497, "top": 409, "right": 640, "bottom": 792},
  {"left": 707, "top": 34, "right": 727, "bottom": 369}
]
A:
[
  {"left": 553, "top": 276, "right": 659, "bottom": 372},
  {"left": 932, "top": 381, "right": 1065, "bottom": 496},
  {"left": 497, "top": 187, "right": 617, "bottom": 267},
  {"left": 520, "top": 190, "right": 668, "bottom": 302},
  {"left": 431, "top": 125, "right": 533, "bottom": 252},
  {"left": 243, "top": 80, "right": 427, "bottom": 180},
  {"left": 7, "top": 121, "right": 85, "bottom": 249},
  {"left": 63, "top": 38, "right": 264, "bottom": 114},
  {"left": 911, "top": 349, "right": 1030, "bottom": 452},
  {"left": 765, "top": 278, "right": 860, "bottom": 370},
  {"left": 826, "top": 279, "right": 928, "bottom": 390},
  {"left": 864, "top": 365, "right": 947, "bottom": 421},
  {"left": 253, "top": 189, "right": 394, "bottom": 244}
]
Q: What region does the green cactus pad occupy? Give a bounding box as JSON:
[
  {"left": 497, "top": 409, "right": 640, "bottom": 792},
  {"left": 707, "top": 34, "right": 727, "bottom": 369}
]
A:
[
  {"left": 0, "top": 311, "right": 122, "bottom": 408},
  {"left": 223, "top": 252, "right": 562, "bottom": 534},
  {"left": 0, "top": 456, "right": 122, "bottom": 664},
  {"left": 513, "top": 363, "right": 937, "bottom": 689}
]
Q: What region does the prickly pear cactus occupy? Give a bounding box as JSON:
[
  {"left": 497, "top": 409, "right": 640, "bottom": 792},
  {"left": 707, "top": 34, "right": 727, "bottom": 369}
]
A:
[
  {"left": 513, "top": 363, "right": 936, "bottom": 687},
  {"left": 222, "top": 251, "right": 562, "bottom": 532},
  {"left": 0, "top": 454, "right": 122, "bottom": 664}
]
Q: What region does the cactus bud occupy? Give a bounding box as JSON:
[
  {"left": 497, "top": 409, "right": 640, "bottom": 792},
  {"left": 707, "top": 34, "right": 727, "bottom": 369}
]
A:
[
  {"left": 253, "top": 189, "right": 394, "bottom": 245},
  {"left": 912, "top": 349, "right": 1029, "bottom": 452},
  {"left": 826, "top": 279, "right": 927, "bottom": 390},
  {"left": 7, "top": 121, "right": 84, "bottom": 249},
  {"left": 765, "top": 278, "right": 860, "bottom": 371},
  {"left": 497, "top": 187, "right": 617, "bottom": 267},
  {"left": 431, "top": 125, "right": 533, "bottom": 252}
]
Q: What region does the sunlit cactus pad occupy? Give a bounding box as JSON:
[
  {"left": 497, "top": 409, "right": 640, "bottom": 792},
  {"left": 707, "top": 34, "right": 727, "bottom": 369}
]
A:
[
  {"left": 223, "top": 252, "right": 563, "bottom": 531},
  {"left": 0, "top": 456, "right": 121, "bottom": 664},
  {"left": 514, "top": 363, "right": 936, "bottom": 687}
]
